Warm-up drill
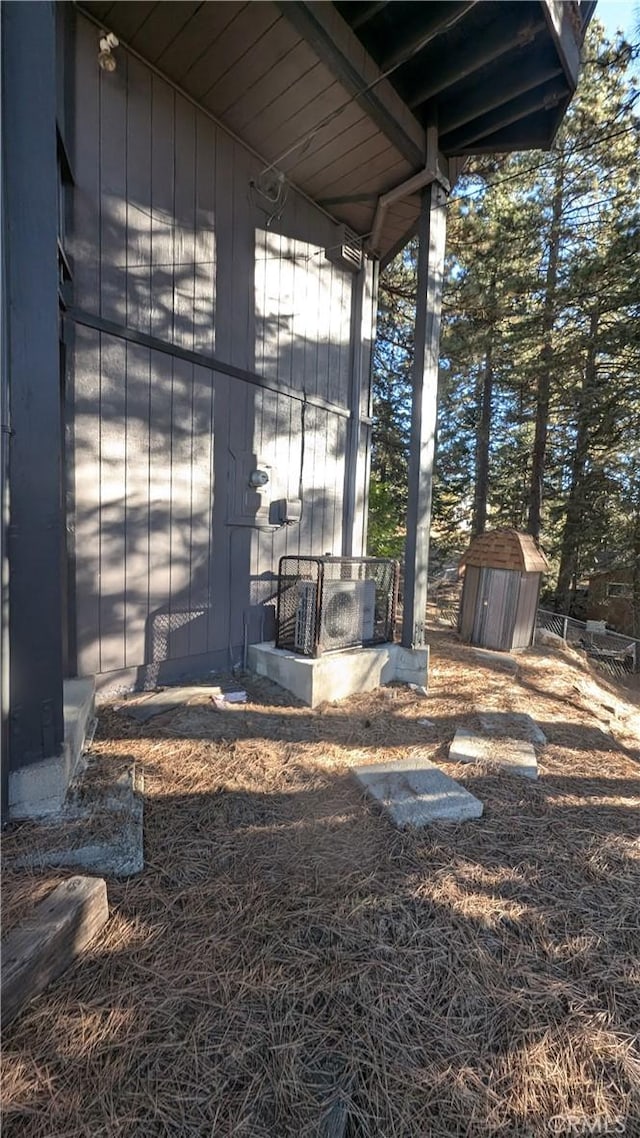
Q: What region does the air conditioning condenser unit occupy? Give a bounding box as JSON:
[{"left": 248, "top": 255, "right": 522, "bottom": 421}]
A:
[{"left": 276, "top": 556, "right": 399, "bottom": 657}]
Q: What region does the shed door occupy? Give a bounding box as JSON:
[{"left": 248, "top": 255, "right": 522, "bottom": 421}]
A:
[
  {"left": 513, "top": 572, "right": 540, "bottom": 649},
  {"left": 472, "top": 568, "right": 519, "bottom": 650}
]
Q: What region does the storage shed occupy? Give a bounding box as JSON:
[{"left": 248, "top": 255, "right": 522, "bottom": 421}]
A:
[{"left": 458, "top": 530, "right": 549, "bottom": 652}]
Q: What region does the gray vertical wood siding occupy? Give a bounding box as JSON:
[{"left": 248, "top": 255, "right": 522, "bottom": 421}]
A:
[
  {"left": 471, "top": 569, "right": 516, "bottom": 651},
  {"left": 69, "top": 13, "right": 373, "bottom": 684},
  {"left": 513, "top": 573, "right": 540, "bottom": 650},
  {"left": 459, "top": 566, "right": 480, "bottom": 643}
]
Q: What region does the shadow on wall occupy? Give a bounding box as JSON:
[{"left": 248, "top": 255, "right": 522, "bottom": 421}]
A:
[
  {"left": 139, "top": 572, "right": 279, "bottom": 690},
  {"left": 255, "top": 224, "right": 354, "bottom": 408},
  {"left": 70, "top": 45, "right": 355, "bottom": 689}
]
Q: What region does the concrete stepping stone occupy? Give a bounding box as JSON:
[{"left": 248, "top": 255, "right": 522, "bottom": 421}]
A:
[
  {"left": 477, "top": 711, "right": 547, "bottom": 747},
  {"left": 471, "top": 648, "right": 519, "bottom": 673},
  {"left": 119, "top": 686, "right": 215, "bottom": 722},
  {"left": 449, "top": 727, "right": 538, "bottom": 780},
  {"left": 352, "top": 756, "right": 483, "bottom": 829}
]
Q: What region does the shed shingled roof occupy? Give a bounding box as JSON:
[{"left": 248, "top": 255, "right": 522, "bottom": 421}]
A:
[{"left": 459, "top": 530, "right": 549, "bottom": 574}]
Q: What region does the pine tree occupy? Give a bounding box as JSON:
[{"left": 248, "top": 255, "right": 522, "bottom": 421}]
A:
[
  {"left": 367, "top": 243, "right": 417, "bottom": 558},
  {"left": 369, "top": 19, "right": 640, "bottom": 611}
]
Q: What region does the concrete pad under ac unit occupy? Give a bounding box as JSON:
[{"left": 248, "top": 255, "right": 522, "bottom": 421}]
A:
[
  {"left": 247, "top": 641, "right": 429, "bottom": 707},
  {"left": 352, "top": 755, "right": 484, "bottom": 829}
]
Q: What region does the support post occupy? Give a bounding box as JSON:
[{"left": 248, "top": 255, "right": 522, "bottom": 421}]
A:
[
  {"left": 343, "top": 258, "right": 377, "bottom": 557},
  {"left": 3, "top": 1, "right": 64, "bottom": 779},
  {"left": 402, "top": 181, "right": 448, "bottom": 648},
  {"left": 342, "top": 266, "right": 366, "bottom": 557},
  {"left": 0, "top": 3, "right": 8, "bottom": 823}
]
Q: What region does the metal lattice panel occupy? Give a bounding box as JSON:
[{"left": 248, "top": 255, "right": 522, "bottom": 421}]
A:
[{"left": 276, "top": 556, "right": 399, "bottom": 657}]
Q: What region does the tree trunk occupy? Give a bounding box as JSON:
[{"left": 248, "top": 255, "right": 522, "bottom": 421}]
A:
[
  {"left": 632, "top": 480, "right": 640, "bottom": 640},
  {"left": 472, "top": 275, "right": 496, "bottom": 537},
  {"left": 527, "top": 163, "right": 564, "bottom": 539},
  {"left": 555, "top": 307, "right": 600, "bottom": 612}
]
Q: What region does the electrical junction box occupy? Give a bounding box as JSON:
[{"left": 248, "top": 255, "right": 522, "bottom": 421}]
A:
[
  {"left": 228, "top": 450, "right": 272, "bottom": 525},
  {"left": 281, "top": 498, "right": 302, "bottom": 525}
]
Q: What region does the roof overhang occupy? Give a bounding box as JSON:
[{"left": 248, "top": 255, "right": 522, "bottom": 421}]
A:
[
  {"left": 333, "top": 0, "right": 592, "bottom": 155},
  {"left": 79, "top": 0, "right": 594, "bottom": 259}
]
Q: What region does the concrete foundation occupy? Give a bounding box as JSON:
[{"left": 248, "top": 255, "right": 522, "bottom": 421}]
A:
[
  {"left": 247, "top": 642, "right": 429, "bottom": 707},
  {"left": 353, "top": 755, "right": 484, "bottom": 829},
  {"left": 9, "top": 677, "right": 96, "bottom": 819},
  {"left": 6, "top": 756, "right": 145, "bottom": 878}
]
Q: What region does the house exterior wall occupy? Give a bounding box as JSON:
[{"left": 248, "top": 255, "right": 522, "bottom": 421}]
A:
[{"left": 68, "top": 12, "right": 375, "bottom": 687}]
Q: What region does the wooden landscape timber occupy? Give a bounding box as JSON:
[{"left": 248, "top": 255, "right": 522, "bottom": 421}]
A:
[{"left": 1, "top": 876, "right": 109, "bottom": 1029}]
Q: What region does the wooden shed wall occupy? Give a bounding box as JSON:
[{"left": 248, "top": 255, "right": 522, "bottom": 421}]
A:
[
  {"left": 68, "top": 13, "right": 373, "bottom": 683},
  {"left": 459, "top": 566, "right": 480, "bottom": 643},
  {"left": 460, "top": 568, "right": 540, "bottom": 652},
  {"left": 473, "top": 569, "right": 518, "bottom": 651}
]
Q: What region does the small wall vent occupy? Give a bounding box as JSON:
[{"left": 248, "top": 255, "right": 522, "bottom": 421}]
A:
[{"left": 325, "top": 226, "right": 363, "bottom": 273}]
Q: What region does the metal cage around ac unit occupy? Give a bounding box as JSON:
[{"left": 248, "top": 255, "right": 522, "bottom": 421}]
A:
[{"left": 276, "top": 556, "right": 399, "bottom": 657}]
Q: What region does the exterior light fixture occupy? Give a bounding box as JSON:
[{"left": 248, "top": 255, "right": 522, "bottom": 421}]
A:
[{"left": 98, "top": 32, "right": 119, "bottom": 72}]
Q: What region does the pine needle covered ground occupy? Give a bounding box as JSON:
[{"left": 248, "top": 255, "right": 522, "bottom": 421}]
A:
[{"left": 2, "top": 631, "right": 639, "bottom": 1137}]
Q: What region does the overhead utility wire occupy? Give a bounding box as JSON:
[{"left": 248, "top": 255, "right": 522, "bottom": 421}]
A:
[{"left": 461, "top": 117, "right": 640, "bottom": 195}]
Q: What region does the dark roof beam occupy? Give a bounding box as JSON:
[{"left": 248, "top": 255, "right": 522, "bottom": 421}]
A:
[
  {"left": 438, "top": 62, "right": 563, "bottom": 137},
  {"left": 276, "top": 0, "right": 425, "bottom": 168},
  {"left": 441, "top": 78, "right": 567, "bottom": 152},
  {"left": 543, "top": 0, "right": 581, "bottom": 86},
  {"left": 351, "top": 1, "right": 389, "bottom": 31},
  {"left": 380, "top": 1, "right": 477, "bottom": 72},
  {"left": 318, "top": 192, "right": 378, "bottom": 206},
  {"left": 452, "top": 112, "right": 560, "bottom": 154},
  {"left": 580, "top": 2, "right": 597, "bottom": 29},
  {"left": 407, "top": 15, "right": 547, "bottom": 109}
]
